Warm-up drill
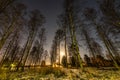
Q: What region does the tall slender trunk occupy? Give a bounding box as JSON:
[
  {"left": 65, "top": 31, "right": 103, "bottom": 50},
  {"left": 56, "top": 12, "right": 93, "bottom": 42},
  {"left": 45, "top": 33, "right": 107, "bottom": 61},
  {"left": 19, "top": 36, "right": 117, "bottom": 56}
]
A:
[
  {"left": 82, "top": 28, "right": 98, "bottom": 67},
  {"left": 0, "top": 17, "right": 16, "bottom": 50},
  {"left": 0, "top": 31, "right": 18, "bottom": 68},
  {"left": 21, "top": 30, "right": 37, "bottom": 70},
  {"left": 16, "top": 36, "right": 30, "bottom": 71},
  {"left": 64, "top": 28, "right": 68, "bottom": 68},
  {"left": 0, "top": 40, "right": 12, "bottom": 67},
  {"left": 83, "top": 28, "right": 96, "bottom": 59},
  {"left": 59, "top": 40, "right": 60, "bottom": 66},
  {"left": 96, "top": 25, "right": 119, "bottom": 69},
  {"left": 68, "top": 11, "right": 83, "bottom": 70}
]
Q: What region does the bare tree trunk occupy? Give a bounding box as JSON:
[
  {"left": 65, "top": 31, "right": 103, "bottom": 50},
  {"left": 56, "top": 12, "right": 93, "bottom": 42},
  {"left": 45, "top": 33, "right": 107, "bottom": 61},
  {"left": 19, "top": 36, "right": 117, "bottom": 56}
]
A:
[
  {"left": 0, "top": 17, "right": 16, "bottom": 50},
  {"left": 59, "top": 39, "right": 61, "bottom": 66},
  {"left": 96, "top": 25, "right": 119, "bottom": 69},
  {"left": 83, "top": 28, "right": 96, "bottom": 58},
  {"left": 64, "top": 28, "right": 68, "bottom": 68},
  {"left": 0, "top": 40, "right": 12, "bottom": 67},
  {"left": 82, "top": 28, "right": 98, "bottom": 67},
  {"left": 21, "top": 31, "right": 36, "bottom": 71},
  {"left": 0, "top": 31, "right": 18, "bottom": 68},
  {"left": 68, "top": 12, "right": 83, "bottom": 70},
  {"left": 16, "top": 36, "right": 30, "bottom": 71}
]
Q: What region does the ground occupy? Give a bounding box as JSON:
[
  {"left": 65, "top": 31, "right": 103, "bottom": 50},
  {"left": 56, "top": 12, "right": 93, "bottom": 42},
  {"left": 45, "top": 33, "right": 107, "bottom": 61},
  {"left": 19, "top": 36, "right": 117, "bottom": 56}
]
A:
[{"left": 0, "top": 67, "right": 120, "bottom": 80}]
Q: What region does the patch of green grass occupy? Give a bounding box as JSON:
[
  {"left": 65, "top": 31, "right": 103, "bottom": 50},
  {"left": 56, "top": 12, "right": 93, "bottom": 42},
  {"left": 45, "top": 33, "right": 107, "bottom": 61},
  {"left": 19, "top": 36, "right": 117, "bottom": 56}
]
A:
[
  {"left": 0, "top": 67, "right": 120, "bottom": 80},
  {"left": 38, "top": 67, "right": 65, "bottom": 77}
]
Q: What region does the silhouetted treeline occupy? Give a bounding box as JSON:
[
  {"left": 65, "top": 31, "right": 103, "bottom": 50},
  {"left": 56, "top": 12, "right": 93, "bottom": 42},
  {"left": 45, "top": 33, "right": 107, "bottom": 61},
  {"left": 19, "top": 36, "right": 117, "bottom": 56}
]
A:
[{"left": 84, "top": 54, "right": 120, "bottom": 67}]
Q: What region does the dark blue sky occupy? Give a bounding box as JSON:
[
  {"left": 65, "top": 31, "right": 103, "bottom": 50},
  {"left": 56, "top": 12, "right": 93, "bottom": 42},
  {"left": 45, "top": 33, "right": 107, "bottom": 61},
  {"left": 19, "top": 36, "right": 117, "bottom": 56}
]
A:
[
  {"left": 19, "top": 0, "right": 97, "bottom": 53},
  {"left": 19, "top": 0, "right": 64, "bottom": 51}
]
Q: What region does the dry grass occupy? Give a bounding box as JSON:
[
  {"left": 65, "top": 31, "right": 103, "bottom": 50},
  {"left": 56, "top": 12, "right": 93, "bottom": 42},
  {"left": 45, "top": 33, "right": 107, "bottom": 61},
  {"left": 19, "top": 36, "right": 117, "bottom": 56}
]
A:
[{"left": 0, "top": 67, "right": 120, "bottom": 80}]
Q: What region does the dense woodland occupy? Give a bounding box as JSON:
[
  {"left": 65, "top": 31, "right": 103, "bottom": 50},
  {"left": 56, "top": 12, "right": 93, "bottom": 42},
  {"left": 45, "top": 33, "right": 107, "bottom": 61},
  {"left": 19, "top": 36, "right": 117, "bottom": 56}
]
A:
[
  {"left": 0, "top": 0, "right": 120, "bottom": 79},
  {"left": 51, "top": 0, "right": 120, "bottom": 69}
]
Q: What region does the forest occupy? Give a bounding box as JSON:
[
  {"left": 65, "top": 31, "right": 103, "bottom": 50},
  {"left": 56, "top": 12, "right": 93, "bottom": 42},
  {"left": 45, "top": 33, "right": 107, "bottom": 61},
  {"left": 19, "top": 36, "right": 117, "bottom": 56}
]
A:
[{"left": 0, "top": 0, "right": 120, "bottom": 80}]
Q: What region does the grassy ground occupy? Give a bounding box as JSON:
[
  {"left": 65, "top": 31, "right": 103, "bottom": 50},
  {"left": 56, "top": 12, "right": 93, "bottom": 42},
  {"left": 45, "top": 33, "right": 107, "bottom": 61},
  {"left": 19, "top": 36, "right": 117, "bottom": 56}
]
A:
[{"left": 0, "top": 67, "right": 120, "bottom": 80}]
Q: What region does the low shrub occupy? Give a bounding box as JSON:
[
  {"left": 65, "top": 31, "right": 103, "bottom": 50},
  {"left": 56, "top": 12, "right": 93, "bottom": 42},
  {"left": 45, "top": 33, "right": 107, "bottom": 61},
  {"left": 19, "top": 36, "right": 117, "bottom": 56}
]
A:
[{"left": 39, "top": 67, "right": 65, "bottom": 77}]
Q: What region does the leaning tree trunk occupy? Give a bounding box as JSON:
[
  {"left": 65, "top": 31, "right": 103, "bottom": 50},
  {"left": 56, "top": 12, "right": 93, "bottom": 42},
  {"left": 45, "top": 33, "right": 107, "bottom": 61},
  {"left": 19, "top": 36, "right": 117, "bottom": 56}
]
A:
[
  {"left": 82, "top": 28, "right": 98, "bottom": 67},
  {"left": 0, "top": 31, "right": 18, "bottom": 68},
  {"left": 16, "top": 36, "right": 30, "bottom": 71},
  {"left": 0, "top": 17, "right": 16, "bottom": 50},
  {"left": 21, "top": 30, "right": 37, "bottom": 71},
  {"left": 96, "top": 25, "right": 119, "bottom": 69}
]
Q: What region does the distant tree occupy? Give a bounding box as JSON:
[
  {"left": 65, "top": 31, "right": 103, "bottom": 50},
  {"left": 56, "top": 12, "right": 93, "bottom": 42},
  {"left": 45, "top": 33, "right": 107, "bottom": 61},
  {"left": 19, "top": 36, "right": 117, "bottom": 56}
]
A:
[
  {"left": 29, "top": 46, "right": 38, "bottom": 66},
  {"left": 96, "top": 55, "right": 105, "bottom": 67},
  {"left": 91, "top": 40, "right": 102, "bottom": 56},
  {"left": 99, "top": 0, "right": 120, "bottom": 29},
  {"left": 57, "top": 13, "right": 68, "bottom": 68},
  {"left": 99, "top": 0, "right": 120, "bottom": 62},
  {"left": 84, "top": 54, "right": 91, "bottom": 67},
  {"left": 36, "top": 28, "right": 46, "bottom": 65},
  {"left": 61, "top": 56, "right": 67, "bottom": 67},
  {"left": 55, "top": 29, "right": 64, "bottom": 66},
  {"left": 69, "top": 56, "right": 76, "bottom": 67},
  {"left": 0, "top": 29, "right": 20, "bottom": 68},
  {"left": 43, "top": 50, "right": 48, "bottom": 61},
  {"left": 69, "top": 56, "right": 80, "bottom": 68},
  {"left": 41, "top": 60, "right": 46, "bottom": 67},
  {"left": 18, "top": 9, "right": 45, "bottom": 71},
  {"left": 83, "top": 7, "right": 119, "bottom": 69},
  {"left": 63, "top": 0, "right": 83, "bottom": 70},
  {"left": 82, "top": 28, "right": 96, "bottom": 60},
  {"left": 0, "top": 3, "right": 26, "bottom": 50},
  {"left": 50, "top": 38, "right": 58, "bottom": 66}
]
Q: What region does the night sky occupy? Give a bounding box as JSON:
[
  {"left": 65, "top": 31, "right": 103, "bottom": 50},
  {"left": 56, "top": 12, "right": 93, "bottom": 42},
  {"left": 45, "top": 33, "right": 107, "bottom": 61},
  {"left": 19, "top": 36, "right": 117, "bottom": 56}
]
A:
[
  {"left": 18, "top": 0, "right": 97, "bottom": 54},
  {"left": 19, "top": 0, "right": 64, "bottom": 52}
]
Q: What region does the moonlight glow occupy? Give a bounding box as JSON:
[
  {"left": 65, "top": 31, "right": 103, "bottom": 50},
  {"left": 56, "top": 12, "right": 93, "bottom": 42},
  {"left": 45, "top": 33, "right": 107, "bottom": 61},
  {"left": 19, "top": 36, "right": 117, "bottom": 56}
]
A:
[
  {"left": 60, "top": 51, "right": 65, "bottom": 57},
  {"left": 60, "top": 51, "right": 65, "bottom": 62}
]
